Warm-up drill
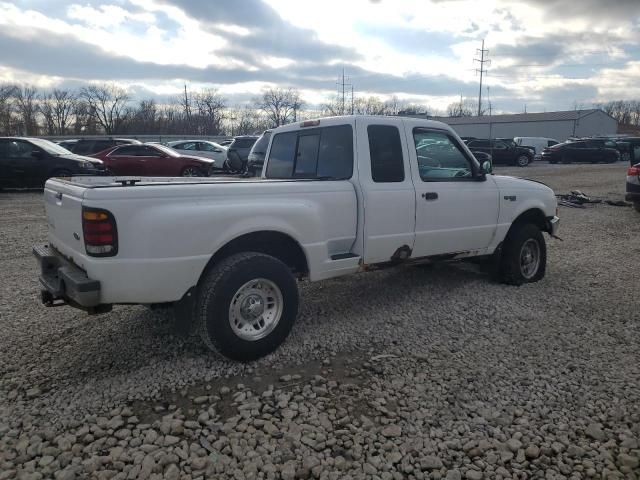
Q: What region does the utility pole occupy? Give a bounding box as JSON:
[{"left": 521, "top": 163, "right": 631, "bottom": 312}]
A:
[
  {"left": 336, "top": 69, "right": 352, "bottom": 115},
  {"left": 474, "top": 39, "right": 490, "bottom": 117},
  {"left": 351, "top": 84, "right": 354, "bottom": 115}
]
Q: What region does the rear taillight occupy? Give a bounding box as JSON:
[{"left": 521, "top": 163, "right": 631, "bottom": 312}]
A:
[
  {"left": 82, "top": 207, "right": 118, "bottom": 257},
  {"left": 628, "top": 165, "right": 640, "bottom": 176}
]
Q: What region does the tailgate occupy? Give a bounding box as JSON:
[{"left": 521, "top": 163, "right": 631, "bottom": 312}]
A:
[{"left": 43, "top": 179, "right": 88, "bottom": 262}]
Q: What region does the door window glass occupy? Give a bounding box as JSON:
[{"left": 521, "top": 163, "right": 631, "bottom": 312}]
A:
[
  {"left": 413, "top": 130, "right": 472, "bottom": 181},
  {"left": 368, "top": 125, "right": 404, "bottom": 182},
  {"left": 199, "top": 142, "right": 216, "bottom": 151},
  {"left": 177, "top": 142, "right": 196, "bottom": 150},
  {"left": 111, "top": 145, "right": 141, "bottom": 156}
]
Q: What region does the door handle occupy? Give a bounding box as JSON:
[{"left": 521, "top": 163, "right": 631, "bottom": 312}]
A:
[{"left": 422, "top": 192, "right": 438, "bottom": 201}]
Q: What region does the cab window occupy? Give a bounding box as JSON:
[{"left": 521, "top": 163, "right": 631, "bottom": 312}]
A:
[
  {"left": 266, "top": 125, "right": 353, "bottom": 179},
  {"left": 413, "top": 129, "right": 473, "bottom": 181}
]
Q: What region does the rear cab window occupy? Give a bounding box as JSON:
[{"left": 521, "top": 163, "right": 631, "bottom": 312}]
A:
[
  {"left": 265, "top": 125, "right": 353, "bottom": 179},
  {"left": 367, "top": 125, "right": 404, "bottom": 183}
]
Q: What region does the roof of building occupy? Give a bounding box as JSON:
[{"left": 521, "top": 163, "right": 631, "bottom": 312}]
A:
[{"left": 405, "top": 109, "right": 613, "bottom": 125}]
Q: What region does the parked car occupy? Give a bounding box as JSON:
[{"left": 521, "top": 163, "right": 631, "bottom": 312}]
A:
[
  {"left": 541, "top": 140, "right": 620, "bottom": 164},
  {"left": 68, "top": 138, "right": 141, "bottom": 156},
  {"left": 91, "top": 143, "right": 215, "bottom": 177},
  {"left": 626, "top": 162, "right": 640, "bottom": 213},
  {"left": 167, "top": 140, "right": 228, "bottom": 164},
  {"left": 34, "top": 115, "right": 559, "bottom": 361},
  {"left": 465, "top": 138, "right": 534, "bottom": 167},
  {"left": 246, "top": 130, "right": 272, "bottom": 176},
  {"left": 218, "top": 139, "right": 233, "bottom": 147},
  {"left": 0, "top": 137, "right": 105, "bottom": 189},
  {"left": 608, "top": 136, "right": 640, "bottom": 164},
  {"left": 224, "top": 136, "right": 259, "bottom": 172},
  {"left": 514, "top": 137, "right": 560, "bottom": 159}
]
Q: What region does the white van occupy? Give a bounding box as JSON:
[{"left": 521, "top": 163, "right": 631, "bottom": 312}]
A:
[{"left": 514, "top": 137, "right": 560, "bottom": 159}]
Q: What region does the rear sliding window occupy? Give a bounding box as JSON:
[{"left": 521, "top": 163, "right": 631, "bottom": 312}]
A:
[
  {"left": 266, "top": 125, "right": 353, "bottom": 179},
  {"left": 368, "top": 125, "right": 404, "bottom": 183}
]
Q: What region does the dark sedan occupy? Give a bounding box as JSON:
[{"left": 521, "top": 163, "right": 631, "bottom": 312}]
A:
[
  {"left": 541, "top": 140, "right": 619, "bottom": 164},
  {"left": 91, "top": 143, "right": 215, "bottom": 177},
  {"left": 0, "top": 137, "right": 106, "bottom": 189}
]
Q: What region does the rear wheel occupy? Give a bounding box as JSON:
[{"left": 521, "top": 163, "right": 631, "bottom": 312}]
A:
[
  {"left": 516, "top": 155, "right": 530, "bottom": 167},
  {"left": 498, "top": 223, "right": 546, "bottom": 286},
  {"left": 634, "top": 202, "right": 640, "bottom": 213},
  {"left": 622, "top": 152, "right": 630, "bottom": 163},
  {"left": 196, "top": 252, "right": 299, "bottom": 361},
  {"left": 181, "top": 166, "right": 203, "bottom": 177}
]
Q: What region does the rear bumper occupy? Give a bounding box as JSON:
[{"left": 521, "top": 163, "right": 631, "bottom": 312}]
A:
[{"left": 33, "top": 244, "right": 109, "bottom": 312}]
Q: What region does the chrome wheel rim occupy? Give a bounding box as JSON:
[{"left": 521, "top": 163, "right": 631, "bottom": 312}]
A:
[
  {"left": 229, "top": 278, "right": 283, "bottom": 341},
  {"left": 182, "top": 167, "right": 200, "bottom": 177},
  {"left": 517, "top": 155, "right": 529, "bottom": 167},
  {"left": 520, "top": 239, "right": 540, "bottom": 279}
]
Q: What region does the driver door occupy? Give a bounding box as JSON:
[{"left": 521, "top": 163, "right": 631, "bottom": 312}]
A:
[
  {"left": 8, "top": 140, "right": 42, "bottom": 187},
  {"left": 410, "top": 128, "right": 499, "bottom": 257}
]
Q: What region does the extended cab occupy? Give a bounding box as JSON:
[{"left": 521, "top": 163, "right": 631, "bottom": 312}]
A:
[{"left": 34, "top": 116, "right": 559, "bottom": 361}]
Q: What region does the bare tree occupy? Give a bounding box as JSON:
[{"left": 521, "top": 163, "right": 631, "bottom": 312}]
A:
[
  {"left": 128, "top": 99, "right": 158, "bottom": 134},
  {"left": 49, "top": 89, "right": 77, "bottom": 134},
  {"left": 193, "top": 89, "right": 226, "bottom": 135},
  {"left": 0, "top": 84, "right": 18, "bottom": 135},
  {"left": 79, "top": 84, "right": 130, "bottom": 134},
  {"left": 15, "top": 85, "right": 39, "bottom": 135},
  {"left": 353, "top": 96, "right": 386, "bottom": 115},
  {"left": 447, "top": 96, "right": 479, "bottom": 117},
  {"left": 255, "top": 88, "right": 304, "bottom": 127},
  {"left": 38, "top": 92, "right": 56, "bottom": 135}
]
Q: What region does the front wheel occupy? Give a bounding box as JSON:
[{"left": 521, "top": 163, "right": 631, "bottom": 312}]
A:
[
  {"left": 196, "top": 252, "right": 299, "bottom": 361},
  {"left": 181, "top": 166, "right": 204, "bottom": 177},
  {"left": 498, "top": 223, "right": 547, "bottom": 285},
  {"left": 516, "top": 155, "right": 531, "bottom": 167}
]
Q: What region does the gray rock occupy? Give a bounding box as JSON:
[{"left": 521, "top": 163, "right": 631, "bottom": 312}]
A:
[
  {"left": 525, "top": 445, "right": 540, "bottom": 459},
  {"left": 420, "top": 455, "right": 443, "bottom": 470},
  {"left": 164, "top": 464, "right": 180, "bottom": 480},
  {"left": 445, "top": 470, "right": 461, "bottom": 480},
  {"left": 465, "top": 470, "right": 483, "bottom": 480},
  {"left": 381, "top": 424, "right": 402, "bottom": 438},
  {"left": 618, "top": 453, "right": 639, "bottom": 469},
  {"left": 585, "top": 423, "right": 605, "bottom": 441}
]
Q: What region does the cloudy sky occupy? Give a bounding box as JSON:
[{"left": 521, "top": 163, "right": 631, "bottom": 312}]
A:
[{"left": 1, "top": 0, "right": 640, "bottom": 113}]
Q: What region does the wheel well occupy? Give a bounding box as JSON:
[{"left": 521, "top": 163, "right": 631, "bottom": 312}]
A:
[
  {"left": 206, "top": 231, "right": 309, "bottom": 278},
  {"left": 509, "top": 208, "right": 548, "bottom": 236}
]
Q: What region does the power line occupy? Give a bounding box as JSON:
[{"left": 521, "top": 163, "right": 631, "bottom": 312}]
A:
[{"left": 474, "top": 39, "right": 491, "bottom": 116}]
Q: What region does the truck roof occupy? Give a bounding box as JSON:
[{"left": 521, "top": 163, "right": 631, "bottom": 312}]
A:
[{"left": 270, "top": 115, "right": 455, "bottom": 135}]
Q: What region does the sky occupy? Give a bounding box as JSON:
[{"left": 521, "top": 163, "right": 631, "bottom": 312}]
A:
[{"left": 1, "top": 0, "right": 640, "bottom": 114}]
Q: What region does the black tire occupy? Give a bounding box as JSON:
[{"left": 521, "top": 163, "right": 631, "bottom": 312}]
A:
[
  {"left": 196, "top": 252, "right": 298, "bottom": 361},
  {"left": 634, "top": 202, "right": 640, "bottom": 213},
  {"left": 516, "top": 154, "right": 530, "bottom": 167},
  {"left": 549, "top": 159, "right": 558, "bottom": 164},
  {"left": 498, "top": 223, "right": 546, "bottom": 286},
  {"left": 181, "top": 166, "right": 203, "bottom": 177},
  {"left": 622, "top": 152, "right": 631, "bottom": 163}
]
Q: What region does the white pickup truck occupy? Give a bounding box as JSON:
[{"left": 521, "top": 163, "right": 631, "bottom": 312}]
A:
[{"left": 34, "top": 116, "right": 559, "bottom": 361}]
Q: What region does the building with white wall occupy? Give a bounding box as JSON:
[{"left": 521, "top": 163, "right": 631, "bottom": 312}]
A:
[{"left": 405, "top": 109, "right": 617, "bottom": 142}]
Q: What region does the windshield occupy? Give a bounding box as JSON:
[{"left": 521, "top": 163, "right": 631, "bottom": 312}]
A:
[
  {"left": 150, "top": 143, "right": 179, "bottom": 157},
  {"left": 28, "top": 138, "right": 73, "bottom": 155}
]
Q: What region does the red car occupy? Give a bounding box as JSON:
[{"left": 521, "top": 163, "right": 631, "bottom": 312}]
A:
[{"left": 91, "top": 143, "right": 215, "bottom": 177}]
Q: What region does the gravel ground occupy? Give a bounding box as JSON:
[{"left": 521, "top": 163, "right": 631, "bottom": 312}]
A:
[{"left": 1, "top": 163, "right": 639, "bottom": 480}]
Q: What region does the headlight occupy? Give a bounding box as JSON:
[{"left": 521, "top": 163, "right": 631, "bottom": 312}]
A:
[{"left": 81, "top": 161, "right": 95, "bottom": 170}]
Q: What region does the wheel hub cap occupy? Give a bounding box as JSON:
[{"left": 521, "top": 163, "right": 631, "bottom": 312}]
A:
[
  {"left": 520, "top": 239, "right": 540, "bottom": 279},
  {"left": 229, "top": 279, "right": 283, "bottom": 341}
]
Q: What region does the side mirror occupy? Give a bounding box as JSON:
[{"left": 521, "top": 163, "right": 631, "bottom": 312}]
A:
[
  {"left": 31, "top": 150, "right": 43, "bottom": 159},
  {"left": 480, "top": 160, "right": 492, "bottom": 174}
]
